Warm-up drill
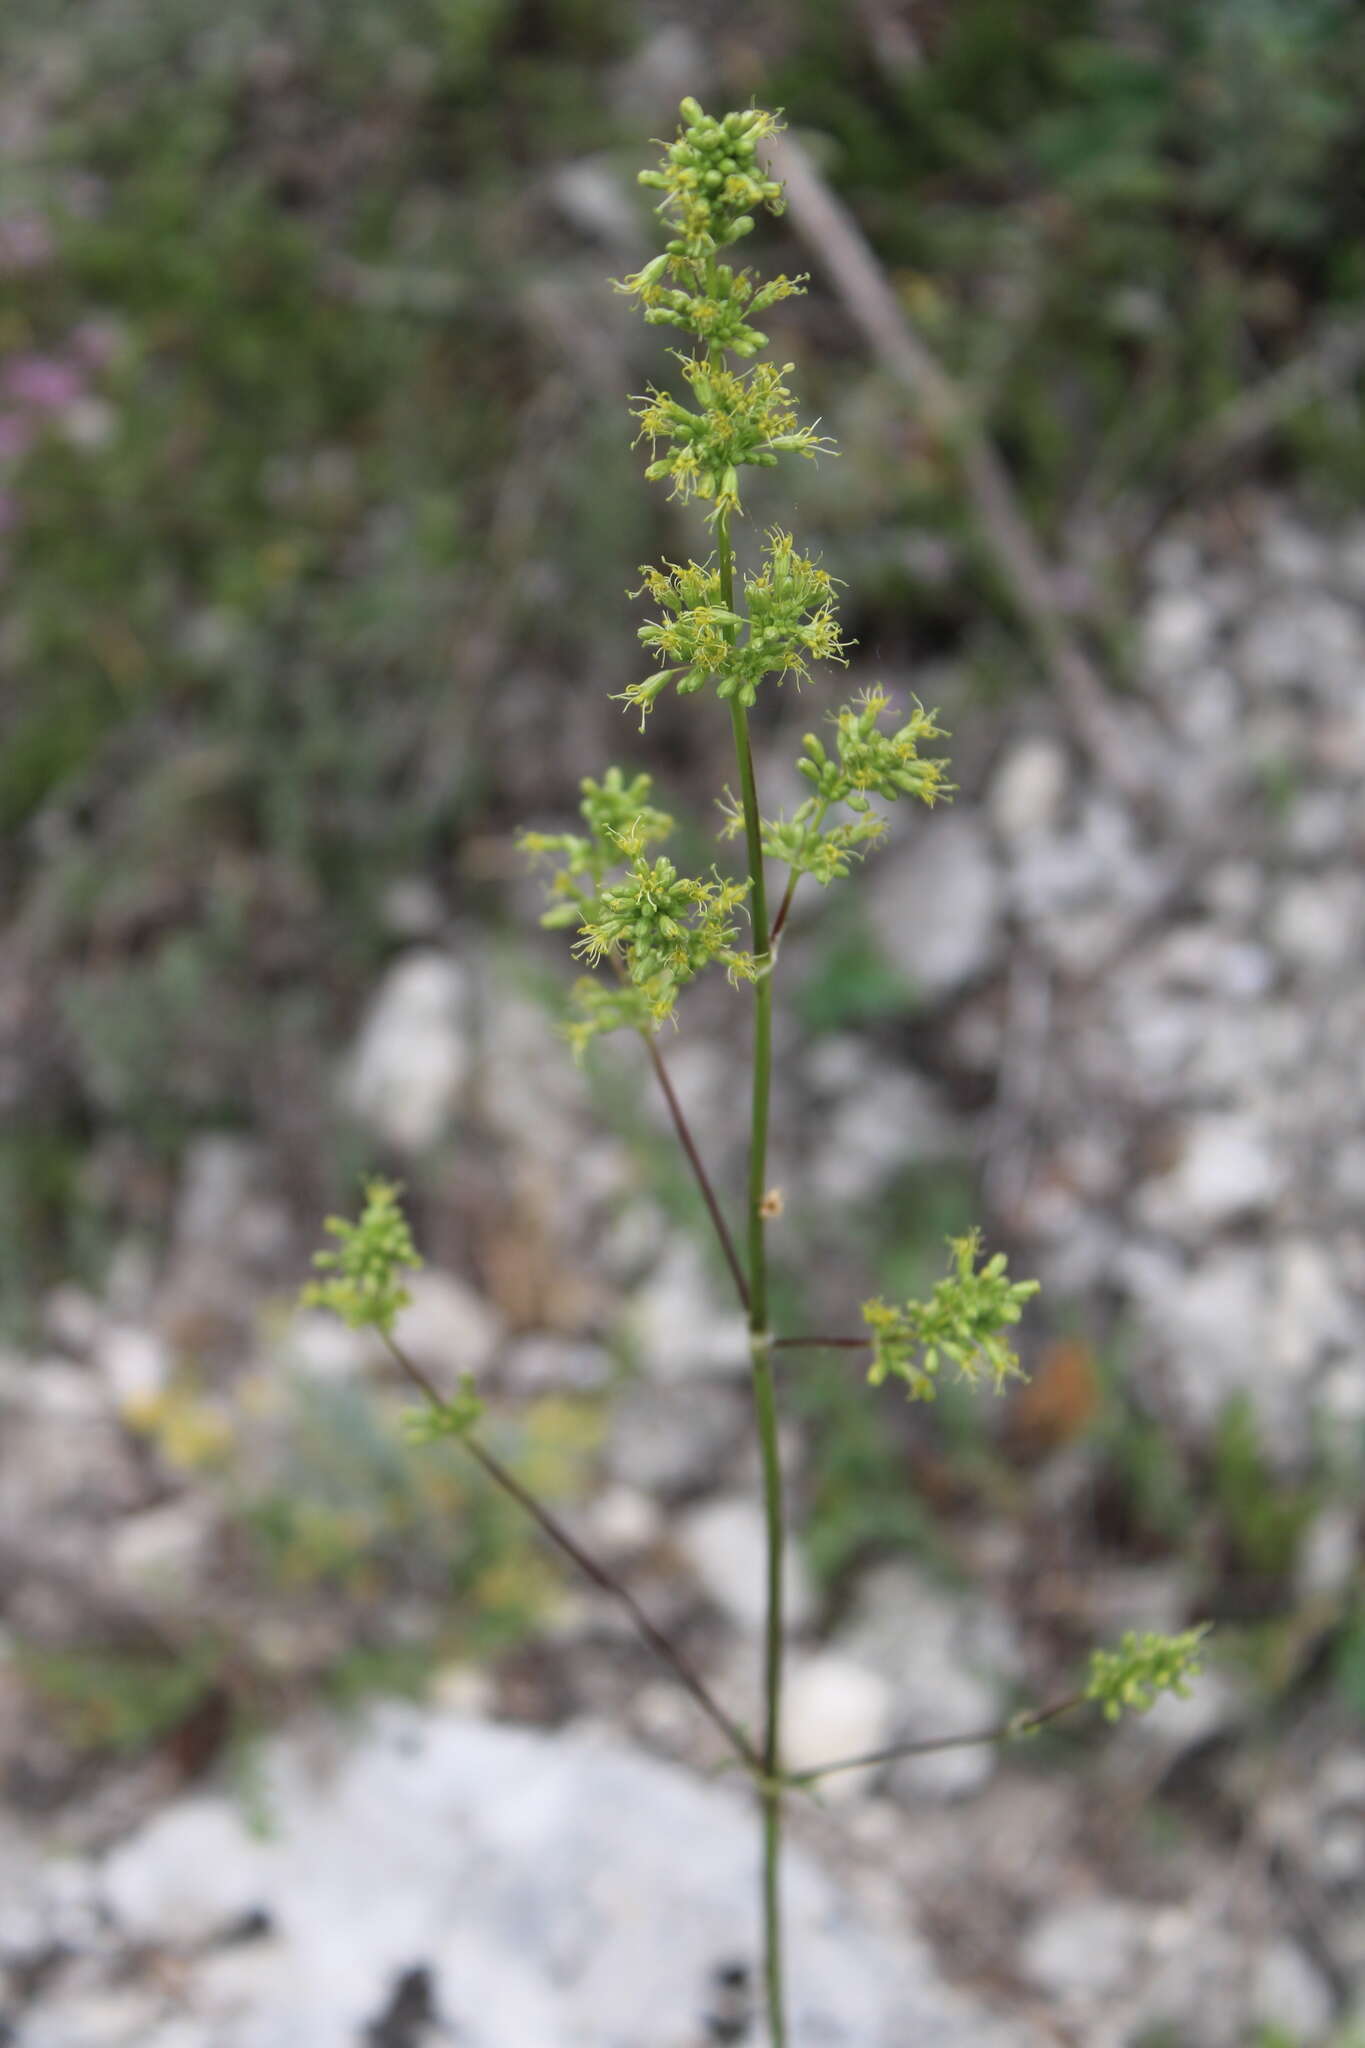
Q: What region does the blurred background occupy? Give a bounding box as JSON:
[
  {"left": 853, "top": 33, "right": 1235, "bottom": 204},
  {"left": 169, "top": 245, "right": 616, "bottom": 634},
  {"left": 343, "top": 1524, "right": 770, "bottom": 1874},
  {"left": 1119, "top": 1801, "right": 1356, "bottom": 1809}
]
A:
[{"left": 4, "top": 2, "right": 1365, "bottom": 2043}]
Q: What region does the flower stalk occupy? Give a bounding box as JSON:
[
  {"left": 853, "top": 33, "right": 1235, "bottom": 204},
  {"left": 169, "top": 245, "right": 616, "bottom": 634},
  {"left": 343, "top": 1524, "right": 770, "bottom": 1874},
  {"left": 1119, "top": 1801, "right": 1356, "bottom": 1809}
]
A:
[{"left": 300, "top": 98, "right": 1211, "bottom": 2048}]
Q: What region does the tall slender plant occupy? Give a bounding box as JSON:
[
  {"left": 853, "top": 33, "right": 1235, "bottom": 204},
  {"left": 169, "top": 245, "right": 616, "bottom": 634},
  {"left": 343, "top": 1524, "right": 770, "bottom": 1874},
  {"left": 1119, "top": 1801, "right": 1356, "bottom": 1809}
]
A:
[{"left": 306, "top": 101, "right": 1209, "bottom": 2048}]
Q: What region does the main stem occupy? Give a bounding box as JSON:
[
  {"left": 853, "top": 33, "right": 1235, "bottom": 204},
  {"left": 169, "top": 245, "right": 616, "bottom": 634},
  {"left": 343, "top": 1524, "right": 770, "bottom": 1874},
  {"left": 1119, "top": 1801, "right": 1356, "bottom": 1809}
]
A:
[{"left": 716, "top": 505, "right": 787, "bottom": 2048}]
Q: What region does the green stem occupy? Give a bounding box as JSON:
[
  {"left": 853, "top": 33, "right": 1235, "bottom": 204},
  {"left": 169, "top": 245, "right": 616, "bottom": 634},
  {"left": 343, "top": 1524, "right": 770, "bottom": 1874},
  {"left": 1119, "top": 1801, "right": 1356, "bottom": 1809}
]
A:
[{"left": 717, "top": 502, "right": 787, "bottom": 2048}]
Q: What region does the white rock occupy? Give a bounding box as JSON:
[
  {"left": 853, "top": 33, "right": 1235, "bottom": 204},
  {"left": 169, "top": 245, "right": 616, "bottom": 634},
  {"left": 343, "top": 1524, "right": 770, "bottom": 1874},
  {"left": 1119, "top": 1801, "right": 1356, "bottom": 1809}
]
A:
[
  {"left": 504, "top": 1332, "right": 612, "bottom": 1393},
  {"left": 343, "top": 949, "right": 469, "bottom": 1154},
  {"left": 1169, "top": 662, "right": 1241, "bottom": 745},
  {"left": 1268, "top": 1236, "right": 1352, "bottom": 1378},
  {"left": 810, "top": 1064, "right": 961, "bottom": 1206},
  {"left": 110, "top": 1497, "right": 215, "bottom": 1601},
  {"left": 675, "top": 1496, "right": 815, "bottom": 1636},
  {"left": 283, "top": 1308, "right": 376, "bottom": 1382},
  {"left": 871, "top": 813, "right": 1000, "bottom": 1001},
  {"left": 102, "top": 1797, "right": 268, "bottom": 1945},
  {"left": 1020, "top": 1896, "right": 1148, "bottom": 1999},
  {"left": 1297, "top": 1505, "right": 1360, "bottom": 1602},
  {"left": 1136, "top": 1115, "right": 1285, "bottom": 1235},
  {"left": 391, "top": 1268, "right": 503, "bottom": 1381},
  {"left": 1270, "top": 872, "right": 1365, "bottom": 972},
  {"left": 426, "top": 1662, "right": 497, "bottom": 1718},
  {"left": 18, "top": 1987, "right": 183, "bottom": 2048},
  {"left": 605, "top": 1380, "right": 745, "bottom": 1497},
  {"left": 1136, "top": 1666, "right": 1241, "bottom": 1760},
  {"left": 1261, "top": 514, "right": 1329, "bottom": 584},
  {"left": 1284, "top": 790, "right": 1348, "bottom": 859},
  {"left": 1200, "top": 860, "right": 1263, "bottom": 924},
  {"left": 1126, "top": 1246, "right": 1264, "bottom": 1431},
  {"left": 175, "top": 1135, "right": 258, "bottom": 1249},
  {"left": 549, "top": 156, "right": 638, "bottom": 247},
  {"left": 609, "top": 24, "right": 707, "bottom": 125},
  {"left": 586, "top": 1483, "right": 662, "bottom": 1556},
  {"left": 782, "top": 1652, "right": 894, "bottom": 1802},
  {"left": 86, "top": 1711, "right": 1036, "bottom": 2048},
  {"left": 625, "top": 1239, "right": 749, "bottom": 1380},
  {"left": 837, "top": 1564, "right": 1007, "bottom": 1800},
  {"left": 988, "top": 737, "right": 1069, "bottom": 841},
  {"left": 1008, "top": 794, "right": 1170, "bottom": 967},
  {"left": 1142, "top": 588, "right": 1218, "bottom": 679},
  {"left": 42, "top": 1283, "right": 102, "bottom": 1356},
  {"left": 1251, "top": 1937, "right": 1335, "bottom": 2039},
  {"left": 378, "top": 875, "right": 445, "bottom": 939},
  {"left": 1146, "top": 925, "right": 1275, "bottom": 999},
  {"left": 1238, "top": 592, "right": 1363, "bottom": 697},
  {"left": 95, "top": 1325, "right": 171, "bottom": 1410},
  {"left": 476, "top": 985, "right": 588, "bottom": 1172}
]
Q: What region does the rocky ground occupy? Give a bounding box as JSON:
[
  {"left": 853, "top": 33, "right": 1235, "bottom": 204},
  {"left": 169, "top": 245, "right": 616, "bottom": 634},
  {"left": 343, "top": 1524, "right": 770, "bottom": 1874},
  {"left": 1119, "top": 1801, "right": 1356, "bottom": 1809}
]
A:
[{"left": 4, "top": 497, "right": 1365, "bottom": 2043}]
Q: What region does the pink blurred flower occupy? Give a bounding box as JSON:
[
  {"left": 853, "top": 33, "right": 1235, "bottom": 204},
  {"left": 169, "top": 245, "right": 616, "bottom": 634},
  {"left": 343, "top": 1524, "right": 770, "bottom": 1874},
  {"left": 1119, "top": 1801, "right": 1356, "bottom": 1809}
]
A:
[
  {"left": 0, "top": 413, "right": 34, "bottom": 462},
  {"left": 70, "top": 317, "right": 126, "bottom": 371},
  {"left": 4, "top": 355, "right": 86, "bottom": 411},
  {"left": 0, "top": 214, "right": 53, "bottom": 274}
]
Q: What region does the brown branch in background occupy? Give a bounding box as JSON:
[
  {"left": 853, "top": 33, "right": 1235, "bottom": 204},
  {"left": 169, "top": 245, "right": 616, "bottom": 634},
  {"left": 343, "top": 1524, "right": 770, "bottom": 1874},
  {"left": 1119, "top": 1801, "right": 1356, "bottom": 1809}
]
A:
[
  {"left": 770, "top": 1335, "right": 867, "bottom": 1351},
  {"left": 644, "top": 1035, "right": 750, "bottom": 1312},
  {"left": 1142, "top": 310, "right": 1365, "bottom": 543},
  {"left": 765, "top": 130, "right": 1154, "bottom": 805},
  {"left": 854, "top": 0, "right": 925, "bottom": 84},
  {"left": 380, "top": 1334, "right": 759, "bottom": 1772},
  {"left": 767, "top": 867, "right": 800, "bottom": 950},
  {"left": 786, "top": 1692, "right": 1084, "bottom": 1786}
]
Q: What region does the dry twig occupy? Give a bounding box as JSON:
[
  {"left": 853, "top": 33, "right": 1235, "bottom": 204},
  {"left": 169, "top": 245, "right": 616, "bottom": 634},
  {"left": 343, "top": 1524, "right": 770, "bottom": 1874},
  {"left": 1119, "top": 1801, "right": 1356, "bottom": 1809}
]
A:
[{"left": 765, "top": 130, "right": 1156, "bottom": 804}]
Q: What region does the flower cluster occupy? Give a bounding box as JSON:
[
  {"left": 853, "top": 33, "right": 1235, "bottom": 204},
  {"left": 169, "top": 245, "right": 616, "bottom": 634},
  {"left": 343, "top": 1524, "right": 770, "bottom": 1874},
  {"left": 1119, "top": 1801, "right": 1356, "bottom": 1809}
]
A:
[
  {"left": 626, "top": 531, "right": 845, "bottom": 727},
  {"left": 523, "top": 769, "right": 755, "bottom": 1048},
  {"left": 519, "top": 767, "right": 674, "bottom": 921},
  {"left": 302, "top": 1178, "right": 421, "bottom": 1336},
  {"left": 863, "top": 1232, "right": 1040, "bottom": 1402},
  {"left": 402, "top": 1376, "right": 485, "bottom": 1444},
  {"left": 622, "top": 258, "right": 806, "bottom": 359},
  {"left": 633, "top": 98, "right": 785, "bottom": 263},
  {"left": 1085, "top": 1626, "right": 1212, "bottom": 1722},
  {"left": 753, "top": 689, "right": 950, "bottom": 887},
  {"left": 574, "top": 854, "right": 753, "bottom": 1015},
  {"left": 800, "top": 688, "right": 948, "bottom": 810},
  {"left": 633, "top": 357, "right": 831, "bottom": 521}
]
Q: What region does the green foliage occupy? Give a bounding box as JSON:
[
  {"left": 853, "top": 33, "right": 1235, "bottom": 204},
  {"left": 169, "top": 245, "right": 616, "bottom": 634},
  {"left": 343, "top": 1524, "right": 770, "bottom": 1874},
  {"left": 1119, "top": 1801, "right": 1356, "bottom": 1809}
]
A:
[
  {"left": 791, "top": 1348, "right": 935, "bottom": 1585},
  {"left": 402, "top": 1378, "right": 485, "bottom": 1444},
  {"left": 302, "top": 1179, "right": 422, "bottom": 1336},
  {"left": 0, "top": 0, "right": 639, "bottom": 1305},
  {"left": 794, "top": 917, "right": 911, "bottom": 1032},
  {"left": 242, "top": 1376, "right": 567, "bottom": 1654},
  {"left": 1212, "top": 1394, "right": 1318, "bottom": 1579},
  {"left": 771, "top": 0, "right": 1365, "bottom": 579},
  {"left": 1084, "top": 1625, "right": 1211, "bottom": 1722},
  {"left": 15, "top": 1640, "right": 224, "bottom": 1755},
  {"left": 1088, "top": 1347, "right": 1198, "bottom": 1550},
  {"left": 864, "top": 1232, "right": 1039, "bottom": 1401},
  {"left": 1330, "top": 1601, "right": 1365, "bottom": 1722}
]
